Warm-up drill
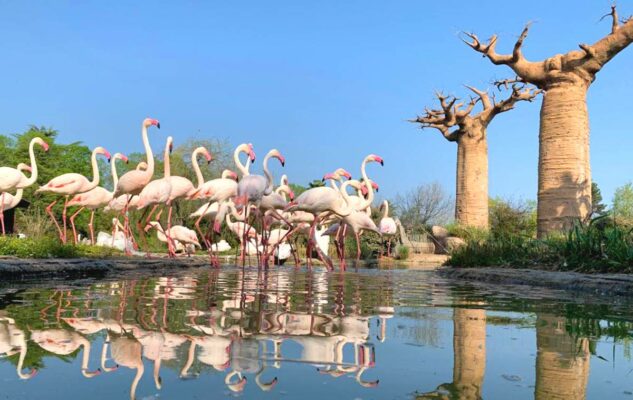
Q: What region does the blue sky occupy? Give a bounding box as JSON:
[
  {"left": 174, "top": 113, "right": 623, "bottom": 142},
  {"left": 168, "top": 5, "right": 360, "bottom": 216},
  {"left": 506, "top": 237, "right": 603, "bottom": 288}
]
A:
[{"left": 1, "top": 1, "right": 631, "bottom": 204}]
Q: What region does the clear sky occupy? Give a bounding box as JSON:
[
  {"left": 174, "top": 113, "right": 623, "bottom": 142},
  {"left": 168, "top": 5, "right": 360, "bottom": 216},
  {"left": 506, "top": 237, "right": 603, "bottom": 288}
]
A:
[{"left": 1, "top": 1, "right": 631, "bottom": 204}]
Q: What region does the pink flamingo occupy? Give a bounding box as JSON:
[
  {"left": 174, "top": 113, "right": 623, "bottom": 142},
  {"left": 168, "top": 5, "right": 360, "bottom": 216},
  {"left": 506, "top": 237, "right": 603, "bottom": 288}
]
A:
[
  {"left": 113, "top": 118, "right": 160, "bottom": 247},
  {"left": 136, "top": 137, "right": 174, "bottom": 256},
  {"left": 379, "top": 200, "right": 397, "bottom": 257},
  {"left": 145, "top": 220, "right": 201, "bottom": 256},
  {"left": 36, "top": 146, "right": 111, "bottom": 243},
  {"left": 0, "top": 137, "right": 48, "bottom": 191},
  {"left": 0, "top": 163, "right": 31, "bottom": 234},
  {"left": 236, "top": 149, "right": 285, "bottom": 266},
  {"left": 0, "top": 137, "right": 48, "bottom": 224},
  {"left": 66, "top": 153, "right": 129, "bottom": 244},
  {"left": 164, "top": 138, "right": 212, "bottom": 237}
]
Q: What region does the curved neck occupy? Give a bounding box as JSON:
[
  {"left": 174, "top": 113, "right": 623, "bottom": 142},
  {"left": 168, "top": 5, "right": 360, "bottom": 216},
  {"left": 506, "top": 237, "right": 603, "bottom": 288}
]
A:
[
  {"left": 80, "top": 339, "right": 99, "bottom": 378},
  {"left": 24, "top": 140, "right": 39, "bottom": 187},
  {"left": 356, "top": 159, "right": 374, "bottom": 211},
  {"left": 163, "top": 141, "right": 171, "bottom": 178},
  {"left": 191, "top": 148, "right": 205, "bottom": 188},
  {"left": 153, "top": 358, "right": 162, "bottom": 389},
  {"left": 110, "top": 158, "right": 121, "bottom": 196},
  {"left": 338, "top": 181, "right": 354, "bottom": 209},
  {"left": 329, "top": 179, "right": 340, "bottom": 190},
  {"left": 180, "top": 340, "right": 196, "bottom": 378},
  {"left": 16, "top": 345, "right": 32, "bottom": 380},
  {"left": 10, "top": 189, "right": 23, "bottom": 208},
  {"left": 130, "top": 363, "right": 145, "bottom": 400},
  {"left": 88, "top": 150, "right": 101, "bottom": 188},
  {"left": 234, "top": 146, "right": 250, "bottom": 176},
  {"left": 142, "top": 123, "right": 154, "bottom": 179},
  {"left": 262, "top": 152, "right": 275, "bottom": 194}
]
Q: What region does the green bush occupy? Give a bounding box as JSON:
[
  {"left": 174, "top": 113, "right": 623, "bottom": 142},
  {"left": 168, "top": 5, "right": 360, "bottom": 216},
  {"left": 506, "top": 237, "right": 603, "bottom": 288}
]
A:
[
  {"left": 448, "top": 216, "right": 633, "bottom": 273},
  {"left": 395, "top": 245, "right": 410, "bottom": 260},
  {"left": 0, "top": 236, "right": 118, "bottom": 258}
]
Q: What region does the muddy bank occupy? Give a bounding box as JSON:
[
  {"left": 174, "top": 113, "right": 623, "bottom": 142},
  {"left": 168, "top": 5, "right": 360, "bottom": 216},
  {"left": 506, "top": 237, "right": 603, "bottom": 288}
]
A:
[
  {"left": 439, "top": 267, "right": 633, "bottom": 296},
  {"left": 0, "top": 256, "right": 223, "bottom": 280}
]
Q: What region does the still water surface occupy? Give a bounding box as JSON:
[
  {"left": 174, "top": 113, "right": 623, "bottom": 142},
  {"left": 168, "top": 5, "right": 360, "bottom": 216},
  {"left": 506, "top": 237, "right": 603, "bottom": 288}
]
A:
[{"left": 1, "top": 266, "right": 632, "bottom": 399}]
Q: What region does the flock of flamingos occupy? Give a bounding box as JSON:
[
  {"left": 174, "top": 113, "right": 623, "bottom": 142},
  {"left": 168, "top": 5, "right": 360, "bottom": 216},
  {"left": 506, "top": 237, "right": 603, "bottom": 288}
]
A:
[{"left": 0, "top": 117, "right": 397, "bottom": 269}]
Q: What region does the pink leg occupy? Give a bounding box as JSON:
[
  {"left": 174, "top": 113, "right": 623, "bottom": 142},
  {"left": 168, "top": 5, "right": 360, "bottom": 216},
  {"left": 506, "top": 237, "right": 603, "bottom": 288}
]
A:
[
  {"left": 61, "top": 196, "right": 69, "bottom": 244},
  {"left": 46, "top": 200, "right": 65, "bottom": 242},
  {"left": 355, "top": 231, "right": 361, "bottom": 261},
  {"left": 0, "top": 193, "right": 5, "bottom": 235},
  {"left": 69, "top": 207, "right": 85, "bottom": 245},
  {"left": 89, "top": 210, "right": 95, "bottom": 245}
]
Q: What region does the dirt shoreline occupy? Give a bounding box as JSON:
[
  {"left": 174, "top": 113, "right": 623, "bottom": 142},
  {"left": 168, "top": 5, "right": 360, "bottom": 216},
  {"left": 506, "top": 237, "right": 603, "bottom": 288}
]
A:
[{"left": 438, "top": 266, "right": 633, "bottom": 296}]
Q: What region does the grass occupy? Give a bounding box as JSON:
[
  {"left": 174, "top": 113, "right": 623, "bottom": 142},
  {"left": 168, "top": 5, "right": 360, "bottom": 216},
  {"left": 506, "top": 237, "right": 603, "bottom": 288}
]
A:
[
  {"left": 447, "top": 216, "right": 633, "bottom": 273},
  {"left": 0, "top": 236, "right": 120, "bottom": 259}
]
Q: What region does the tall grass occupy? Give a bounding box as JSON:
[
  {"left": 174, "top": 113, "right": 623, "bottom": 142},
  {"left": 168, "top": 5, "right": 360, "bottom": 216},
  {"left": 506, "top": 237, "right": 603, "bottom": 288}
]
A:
[{"left": 448, "top": 216, "right": 633, "bottom": 273}]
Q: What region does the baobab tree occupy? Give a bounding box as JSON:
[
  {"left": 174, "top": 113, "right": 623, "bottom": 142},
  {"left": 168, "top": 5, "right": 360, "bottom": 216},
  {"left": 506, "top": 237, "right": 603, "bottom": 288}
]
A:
[
  {"left": 463, "top": 5, "right": 633, "bottom": 237},
  {"left": 412, "top": 82, "right": 540, "bottom": 228}
]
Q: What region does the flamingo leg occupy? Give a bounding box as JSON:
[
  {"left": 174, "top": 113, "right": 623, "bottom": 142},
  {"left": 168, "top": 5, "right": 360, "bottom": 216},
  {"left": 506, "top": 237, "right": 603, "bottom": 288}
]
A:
[
  {"left": 61, "top": 195, "right": 69, "bottom": 243},
  {"left": 46, "top": 200, "right": 65, "bottom": 242},
  {"left": 0, "top": 193, "right": 5, "bottom": 235},
  {"left": 69, "top": 206, "right": 85, "bottom": 245},
  {"left": 355, "top": 231, "right": 361, "bottom": 261},
  {"left": 89, "top": 210, "right": 96, "bottom": 245}
]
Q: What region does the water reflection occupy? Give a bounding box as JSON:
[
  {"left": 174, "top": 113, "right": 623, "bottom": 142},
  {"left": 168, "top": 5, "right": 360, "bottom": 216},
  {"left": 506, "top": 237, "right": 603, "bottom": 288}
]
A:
[{"left": 0, "top": 268, "right": 632, "bottom": 399}]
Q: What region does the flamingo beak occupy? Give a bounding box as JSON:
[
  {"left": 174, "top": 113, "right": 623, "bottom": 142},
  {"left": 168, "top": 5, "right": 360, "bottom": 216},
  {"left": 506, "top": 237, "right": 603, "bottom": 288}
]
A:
[
  {"left": 42, "top": 142, "right": 50, "bottom": 152},
  {"left": 144, "top": 224, "right": 152, "bottom": 233},
  {"left": 289, "top": 191, "right": 295, "bottom": 201},
  {"left": 206, "top": 152, "right": 213, "bottom": 164}
]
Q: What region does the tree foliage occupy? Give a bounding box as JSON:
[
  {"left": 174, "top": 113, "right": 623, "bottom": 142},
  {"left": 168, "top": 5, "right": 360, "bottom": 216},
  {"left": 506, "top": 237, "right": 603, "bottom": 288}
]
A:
[
  {"left": 392, "top": 182, "right": 453, "bottom": 232},
  {"left": 613, "top": 183, "right": 633, "bottom": 223},
  {"left": 488, "top": 197, "right": 537, "bottom": 239}
]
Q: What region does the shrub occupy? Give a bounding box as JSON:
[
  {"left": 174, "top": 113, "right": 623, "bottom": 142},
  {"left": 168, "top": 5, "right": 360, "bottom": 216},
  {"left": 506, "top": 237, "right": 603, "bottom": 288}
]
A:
[{"left": 395, "top": 245, "right": 410, "bottom": 260}]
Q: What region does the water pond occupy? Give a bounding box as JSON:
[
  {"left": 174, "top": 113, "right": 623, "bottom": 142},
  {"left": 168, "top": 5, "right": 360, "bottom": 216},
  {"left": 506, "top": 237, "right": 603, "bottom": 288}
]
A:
[{"left": 1, "top": 265, "right": 632, "bottom": 399}]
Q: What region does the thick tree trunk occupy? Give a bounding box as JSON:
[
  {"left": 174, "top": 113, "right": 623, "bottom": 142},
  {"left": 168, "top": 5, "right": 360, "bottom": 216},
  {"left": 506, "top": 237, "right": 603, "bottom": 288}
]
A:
[
  {"left": 455, "top": 133, "right": 489, "bottom": 229},
  {"left": 452, "top": 308, "right": 486, "bottom": 400},
  {"left": 534, "top": 314, "right": 590, "bottom": 400},
  {"left": 537, "top": 83, "right": 592, "bottom": 237}
]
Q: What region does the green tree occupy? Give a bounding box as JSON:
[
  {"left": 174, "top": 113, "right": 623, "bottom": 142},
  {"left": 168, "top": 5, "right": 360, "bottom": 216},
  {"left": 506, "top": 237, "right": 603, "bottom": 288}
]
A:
[
  {"left": 488, "top": 197, "right": 537, "bottom": 239},
  {"left": 612, "top": 183, "right": 633, "bottom": 223},
  {"left": 591, "top": 182, "right": 607, "bottom": 217}
]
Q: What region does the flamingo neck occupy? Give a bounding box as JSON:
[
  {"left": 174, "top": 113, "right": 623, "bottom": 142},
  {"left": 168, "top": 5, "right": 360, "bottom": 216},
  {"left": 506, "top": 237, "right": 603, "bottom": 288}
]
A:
[
  {"left": 24, "top": 139, "right": 39, "bottom": 187},
  {"left": 110, "top": 157, "right": 121, "bottom": 196},
  {"left": 329, "top": 179, "right": 340, "bottom": 190},
  {"left": 233, "top": 146, "right": 250, "bottom": 176},
  {"left": 382, "top": 201, "right": 389, "bottom": 219},
  {"left": 80, "top": 339, "right": 98, "bottom": 378},
  {"left": 88, "top": 149, "right": 101, "bottom": 188},
  {"left": 356, "top": 157, "right": 374, "bottom": 211},
  {"left": 142, "top": 123, "right": 154, "bottom": 179},
  {"left": 191, "top": 148, "right": 205, "bottom": 188},
  {"left": 130, "top": 363, "right": 145, "bottom": 400},
  {"left": 262, "top": 152, "right": 275, "bottom": 195},
  {"left": 338, "top": 181, "right": 354, "bottom": 211},
  {"left": 163, "top": 140, "right": 171, "bottom": 179},
  {"left": 10, "top": 189, "right": 24, "bottom": 208}
]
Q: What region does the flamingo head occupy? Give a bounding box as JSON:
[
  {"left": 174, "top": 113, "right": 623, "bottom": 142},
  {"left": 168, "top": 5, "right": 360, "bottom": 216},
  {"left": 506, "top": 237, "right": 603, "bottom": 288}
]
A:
[
  {"left": 114, "top": 153, "right": 129, "bottom": 163},
  {"left": 144, "top": 222, "right": 159, "bottom": 233},
  {"left": 203, "top": 149, "right": 213, "bottom": 164},
  {"left": 269, "top": 149, "right": 285, "bottom": 167},
  {"left": 288, "top": 189, "right": 295, "bottom": 201},
  {"left": 368, "top": 154, "right": 384, "bottom": 166},
  {"left": 34, "top": 137, "right": 50, "bottom": 152},
  {"left": 167, "top": 137, "right": 174, "bottom": 154},
  {"left": 17, "top": 163, "right": 32, "bottom": 173},
  {"left": 280, "top": 174, "right": 289, "bottom": 186},
  {"left": 322, "top": 173, "right": 336, "bottom": 182},
  {"left": 144, "top": 118, "right": 161, "bottom": 129},
  {"left": 334, "top": 168, "right": 352, "bottom": 180},
  {"left": 248, "top": 143, "right": 256, "bottom": 162},
  {"left": 95, "top": 147, "right": 112, "bottom": 163},
  {"left": 226, "top": 170, "right": 238, "bottom": 181},
  {"left": 213, "top": 219, "right": 222, "bottom": 234}
]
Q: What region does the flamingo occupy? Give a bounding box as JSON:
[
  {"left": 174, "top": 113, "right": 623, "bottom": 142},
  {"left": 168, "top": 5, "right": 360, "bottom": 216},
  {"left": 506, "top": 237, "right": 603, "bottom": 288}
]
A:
[
  {"left": 0, "top": 317, "right": 37, "bottom": 380},
  {"left": 324, "top": 155, "right": 384, "bottom": 264},
  {"left": 164, "top": 138, "right": 213, "bottom": 232},
  {"left": 66, "top": 153, "right": 129, "bottom": 244},
  {"left": 108, "top": 333, "right": 145, "bottom": 400},
  {"left": 0, "top": 136, "right": 48, "bottom": 191},
  {"left": 36, "top": 146, "right": 111, "bottom": 243},
  {"left": 236, "top": 149, "right": 285, "bottom": 265},
  {"left": 0, "top": 137, "right": 48, "bottom": 225},
  {"left": 30, "top": 329, "right": 101, "bottom": 378},
  {"left": 0, "top": 163, "right": 31, "bottom": 234},
  {"left": 136, "top": 136, "right": 174, "bottom": 255},
  {"left": 145, "top": 220, "right": 201, "bottom": 256},
  {"left": 113, "top": 117, "right": 160, "bottom": 248},
  {"left": 378, "top": 200, "right": 397, "bottom": 257}
]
